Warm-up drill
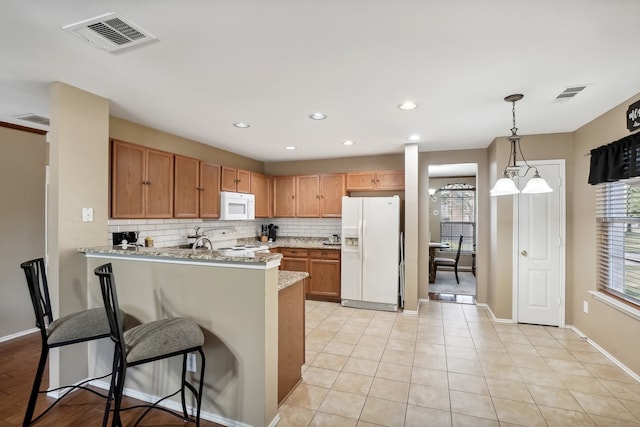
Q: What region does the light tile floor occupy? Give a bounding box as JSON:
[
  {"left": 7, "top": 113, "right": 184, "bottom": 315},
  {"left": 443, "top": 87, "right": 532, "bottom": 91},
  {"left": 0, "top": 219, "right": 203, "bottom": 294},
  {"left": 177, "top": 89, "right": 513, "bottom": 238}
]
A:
[{"left": 278, "top": 300, "right": 640, "bottom": 427}]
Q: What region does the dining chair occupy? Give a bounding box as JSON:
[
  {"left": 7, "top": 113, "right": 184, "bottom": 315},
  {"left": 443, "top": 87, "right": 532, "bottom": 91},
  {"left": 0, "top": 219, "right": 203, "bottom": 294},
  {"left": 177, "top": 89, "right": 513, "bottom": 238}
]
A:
[
  {"left": 433, "top": 234, "right": 464, "bottom": 284},
  {"left": 20, "top": 257, "right": 112, "bottom": 426},
  {"left": 93, "top": 263, "right": 206, "bottom": 427}
]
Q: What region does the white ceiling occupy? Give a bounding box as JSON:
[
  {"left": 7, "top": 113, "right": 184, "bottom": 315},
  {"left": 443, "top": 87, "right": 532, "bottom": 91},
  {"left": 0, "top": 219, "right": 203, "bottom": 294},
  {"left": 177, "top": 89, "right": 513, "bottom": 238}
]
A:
[{"left": 3, "top": 1, "right": 640, "bottom": 162}]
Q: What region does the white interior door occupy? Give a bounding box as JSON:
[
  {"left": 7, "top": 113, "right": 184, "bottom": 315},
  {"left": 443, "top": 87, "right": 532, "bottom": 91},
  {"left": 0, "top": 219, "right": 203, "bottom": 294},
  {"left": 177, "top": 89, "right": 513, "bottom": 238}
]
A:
[{"left": 515, "top": 161, "right": 565, "bottom": 326}]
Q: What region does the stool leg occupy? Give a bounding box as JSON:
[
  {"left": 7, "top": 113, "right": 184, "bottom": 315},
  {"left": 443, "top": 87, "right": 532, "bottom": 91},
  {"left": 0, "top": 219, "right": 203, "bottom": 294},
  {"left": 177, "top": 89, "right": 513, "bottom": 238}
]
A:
[
  {"left": 22, "top": 345, "right": 48, "bottom": 427},
  {"left": 196, "top": 349, "right": 206, "bottom": 426},
  {"left": 180, "top": 354, "right": 189, "bottom": 419}
]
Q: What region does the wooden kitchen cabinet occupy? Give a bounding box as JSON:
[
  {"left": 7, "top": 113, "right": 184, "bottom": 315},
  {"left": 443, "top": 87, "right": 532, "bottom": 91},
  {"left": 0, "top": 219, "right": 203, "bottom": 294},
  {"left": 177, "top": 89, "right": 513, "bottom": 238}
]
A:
[
  {"left": 278, "top": 277, "right": 305, "bottom": 404},
  {"left": 280, "top": 248, "right": 309, "bottom": 273},
  {"left": 308, "top": 249, "right": 341, "bottom": 302},
  {"left": 346, "top": 170, "right": 404, "bottom": 191},
  {"left": 273, "top": 176, "right": 296, "bottom": 217},
  {"left": 174, "top": 156, "right": 221, "bottom": 218},
  {"left": 279, "top": 247, "right": 341, "bottom": 302},
  {"left": 274, "top": 174, "right": 345, "bottom": 218},
  {"left": 199, "top": 161, "right": 221, "bottom": 218},
  {"left": 111, "top": 139, "right": 174, "bottom": 219},
  {"left": 251, "top": 172, "right": 271, "bottom": 218},
  {"left": 221, "top": 166, "right": 251, "bottom": 193},
  {"left": 319, "top": 173, "right": 346, "bottom": 217},
  {"left": 296, "top": 175, "right": 320, "bottom": 217}
]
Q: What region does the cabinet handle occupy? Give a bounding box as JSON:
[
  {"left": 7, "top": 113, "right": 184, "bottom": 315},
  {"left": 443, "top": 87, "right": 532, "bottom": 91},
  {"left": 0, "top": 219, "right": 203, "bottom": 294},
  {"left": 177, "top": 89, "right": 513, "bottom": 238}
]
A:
[
  {"left": 292, "top": 195, "right": 295, "bottom": 199},
  {"left": 197, "top": 187, "right": 204, "bottom": 191}
]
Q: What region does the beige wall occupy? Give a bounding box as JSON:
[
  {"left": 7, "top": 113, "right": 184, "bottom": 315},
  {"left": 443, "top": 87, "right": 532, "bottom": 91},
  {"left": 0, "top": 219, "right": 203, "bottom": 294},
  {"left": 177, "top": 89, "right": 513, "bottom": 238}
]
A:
[
  {"left": 265, "top": 153, "right": 404, "bottom": 176},
  {"left": 571, "top": 92, "right": 640, "bottom": 374},
  {"left": 0, "top": 126, "right": 46, "bottom": 337},
  {"left": 110, "top": 116, "right": 264, "bottom": 173},
  {"left": 488, "top": 133, "right": 574, "bottom": 319},
  {"left": 48, "top": 82, "right": 109, "bottom": 386},
  {"left": 420, "top": 149, "right": 489, "bottom": 304}
]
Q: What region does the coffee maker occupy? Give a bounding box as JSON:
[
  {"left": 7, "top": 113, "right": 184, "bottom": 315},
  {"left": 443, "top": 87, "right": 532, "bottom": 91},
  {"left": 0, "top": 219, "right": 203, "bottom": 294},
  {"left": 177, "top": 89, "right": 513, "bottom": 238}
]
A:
[{"left": 267, "top": 224, "right": 278, "bottom": 242}]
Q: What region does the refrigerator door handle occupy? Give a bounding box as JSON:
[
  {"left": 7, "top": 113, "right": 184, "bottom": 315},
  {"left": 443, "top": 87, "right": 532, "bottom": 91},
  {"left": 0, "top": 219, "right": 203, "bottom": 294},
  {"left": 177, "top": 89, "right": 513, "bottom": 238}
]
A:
[{"left": 361, "top": 219, "right": 366, "bottom": 293}]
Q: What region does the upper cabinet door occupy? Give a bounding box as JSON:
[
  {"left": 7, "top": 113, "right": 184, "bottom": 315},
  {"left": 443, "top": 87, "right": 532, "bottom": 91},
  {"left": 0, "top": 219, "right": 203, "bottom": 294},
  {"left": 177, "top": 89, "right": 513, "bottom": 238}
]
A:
[
  {"left": 376, "top": 170, "right": 405, "bottom": 190},
  {"left": 252, "top": 172, "right": 271, "bottom": 218},
  {"left": 320, "top": 174, "right": 346, "bottom": 217},
  {"left": 221, "top": 166, "right": 238, "bottom": 192},
  {"left": 174, "top": 155, "right": 200, "bottom": 218},
  {"left": 112, "top": 140, "right": 146, "bottom": 218},
  {"left": 236, "top": 169, "right": 251, "bottom": 193},
  {"left": 296, "top": 175, "right": 321, "bottom": 217},
  {"left": 346, "top": 171, "right": 377, "bottom": 191},
  {"left": 221, "top": 166, "right": 251, "bottom": 193},
  {"left": 145, "top": 148, "right": 174, "bottom": 218},
  {"left": 273, "top": 176, "right": 296, "bottom": 217},
  {"left": 200, "top": 162, "right": 221, "bottom": 218}
]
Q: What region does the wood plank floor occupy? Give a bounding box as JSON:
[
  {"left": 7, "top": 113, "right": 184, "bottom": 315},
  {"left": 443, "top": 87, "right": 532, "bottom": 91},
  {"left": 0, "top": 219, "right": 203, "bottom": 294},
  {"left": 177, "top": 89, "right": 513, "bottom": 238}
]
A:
[{"left": 0, "top": 333, "right": 223, "bottom": 426}]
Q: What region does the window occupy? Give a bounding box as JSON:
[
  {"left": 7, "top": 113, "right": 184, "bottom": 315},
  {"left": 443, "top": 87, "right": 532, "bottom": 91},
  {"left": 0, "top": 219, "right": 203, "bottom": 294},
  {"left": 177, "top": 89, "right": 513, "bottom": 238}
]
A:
[
  {"left": 596, "top": 179, "right": 640, "bottom": 306},
  {"left": 439, "top": 183, "right": 476, "bottom": 251}
]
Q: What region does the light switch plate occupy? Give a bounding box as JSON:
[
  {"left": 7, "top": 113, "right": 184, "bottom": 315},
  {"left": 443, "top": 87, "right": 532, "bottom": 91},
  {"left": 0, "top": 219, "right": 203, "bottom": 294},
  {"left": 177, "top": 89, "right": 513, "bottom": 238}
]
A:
[{"left": 82, "top": 207, "right": 94, "bottom": 222}]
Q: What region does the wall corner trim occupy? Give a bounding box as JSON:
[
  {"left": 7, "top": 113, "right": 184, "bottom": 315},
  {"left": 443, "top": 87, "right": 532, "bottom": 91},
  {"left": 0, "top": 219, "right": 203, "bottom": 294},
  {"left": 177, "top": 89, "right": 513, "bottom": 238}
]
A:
[{"left": 476, "top": 303, "right": 515, "bottom": 323}]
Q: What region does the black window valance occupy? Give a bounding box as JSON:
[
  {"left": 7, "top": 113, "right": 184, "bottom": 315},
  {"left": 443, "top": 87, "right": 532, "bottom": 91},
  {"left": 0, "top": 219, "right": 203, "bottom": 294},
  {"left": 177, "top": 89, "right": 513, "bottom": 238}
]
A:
[{"left": 588, "top": 132, "right": 640, "bottom": 185}]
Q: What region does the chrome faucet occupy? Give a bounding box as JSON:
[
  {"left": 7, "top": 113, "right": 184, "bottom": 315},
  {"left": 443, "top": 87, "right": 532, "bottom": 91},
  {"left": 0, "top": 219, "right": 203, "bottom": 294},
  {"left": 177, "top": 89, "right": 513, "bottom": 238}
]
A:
[{"left": 192, "top": 236, "right": 212, "bottom": 253}]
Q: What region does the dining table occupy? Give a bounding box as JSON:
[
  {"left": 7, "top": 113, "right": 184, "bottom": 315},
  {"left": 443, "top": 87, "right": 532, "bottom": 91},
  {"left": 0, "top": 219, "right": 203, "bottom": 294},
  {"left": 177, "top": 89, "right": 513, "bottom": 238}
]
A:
[{"left": 429, "top": 242, "right": 450, "bottom": 283}]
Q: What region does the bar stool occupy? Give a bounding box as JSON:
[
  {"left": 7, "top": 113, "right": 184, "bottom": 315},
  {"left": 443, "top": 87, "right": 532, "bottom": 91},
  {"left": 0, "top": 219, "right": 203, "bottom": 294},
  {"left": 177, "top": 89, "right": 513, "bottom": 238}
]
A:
[
  {"left": 94, "top": 263, "right": 206, "bottom": 427},
  {"left": 20, "top": 257, "right": 113, "bottom": 426}
]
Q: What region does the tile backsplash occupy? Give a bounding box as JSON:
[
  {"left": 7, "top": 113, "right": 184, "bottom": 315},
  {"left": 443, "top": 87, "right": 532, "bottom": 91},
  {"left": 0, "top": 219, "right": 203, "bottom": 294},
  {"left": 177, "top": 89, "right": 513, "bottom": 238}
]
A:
[{"left": 107, "top": 217, "right": 341, "bottom": 247}]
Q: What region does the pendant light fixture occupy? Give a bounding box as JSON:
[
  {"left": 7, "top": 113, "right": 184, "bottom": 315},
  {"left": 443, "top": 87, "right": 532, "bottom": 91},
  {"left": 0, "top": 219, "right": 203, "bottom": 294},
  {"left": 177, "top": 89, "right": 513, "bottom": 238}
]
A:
[{"left": 490, "top": 94, "right": 553, "bottom": 196}]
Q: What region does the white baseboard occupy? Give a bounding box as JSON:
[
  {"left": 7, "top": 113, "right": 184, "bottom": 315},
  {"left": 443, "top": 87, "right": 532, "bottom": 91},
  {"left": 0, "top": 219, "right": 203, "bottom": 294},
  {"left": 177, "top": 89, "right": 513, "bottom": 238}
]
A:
[
  {"left": 90, "top": 379, "right": 255, "bottom": 426},
  {"left": 0, "top": 328, "right": 38, "bottom": 343},
  {"left": 476, "top": 303, "right": 514, "bottom": 323},
  {"left": 566, "top": 325, "right": 640, "bottom": 383}
]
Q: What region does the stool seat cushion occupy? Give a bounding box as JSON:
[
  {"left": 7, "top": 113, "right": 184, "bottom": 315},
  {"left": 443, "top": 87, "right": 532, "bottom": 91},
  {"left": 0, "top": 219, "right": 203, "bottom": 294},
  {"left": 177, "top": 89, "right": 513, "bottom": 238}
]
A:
[
  {"left": 47, "top": 307, "right": 110, "bottom": 345},
  {"left": 433, "top": 257, "right": 456, "bottom": 265},
  {"left": 124, "top": 317, "right": 204, "bottom": 363}
]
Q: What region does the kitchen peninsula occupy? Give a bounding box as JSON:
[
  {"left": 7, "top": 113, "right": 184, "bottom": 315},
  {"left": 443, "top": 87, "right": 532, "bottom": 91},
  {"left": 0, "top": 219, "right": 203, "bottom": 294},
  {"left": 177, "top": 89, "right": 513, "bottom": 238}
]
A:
[{"left": 80, "top": 245, "right": 304, "bottom": 427}]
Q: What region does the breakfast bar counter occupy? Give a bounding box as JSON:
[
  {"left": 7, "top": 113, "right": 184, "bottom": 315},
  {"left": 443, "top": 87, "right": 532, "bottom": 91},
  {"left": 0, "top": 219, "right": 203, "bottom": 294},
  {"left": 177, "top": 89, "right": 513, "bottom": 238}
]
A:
[{"left": 80, "top": 245, "right": 284, "bottom": 427}]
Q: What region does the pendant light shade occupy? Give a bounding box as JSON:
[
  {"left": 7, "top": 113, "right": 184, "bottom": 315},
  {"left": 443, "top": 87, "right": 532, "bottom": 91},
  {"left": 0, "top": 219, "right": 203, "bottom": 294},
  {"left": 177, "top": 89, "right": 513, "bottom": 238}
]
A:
[
  {"left": 522, "top": 172, "right": 553, "bottom": 194},
  {"left": 490, "top": 176, "right": 520, "bottom": 196},
  {"left": 490, "top": 94, "right": 553, "bottom": 197}
]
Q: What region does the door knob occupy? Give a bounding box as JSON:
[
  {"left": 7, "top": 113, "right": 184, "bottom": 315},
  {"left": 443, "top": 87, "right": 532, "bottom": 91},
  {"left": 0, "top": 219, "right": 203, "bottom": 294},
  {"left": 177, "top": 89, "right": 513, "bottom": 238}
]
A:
[{"left": 521, "top": 250, "right": 528, "bottom": 256}]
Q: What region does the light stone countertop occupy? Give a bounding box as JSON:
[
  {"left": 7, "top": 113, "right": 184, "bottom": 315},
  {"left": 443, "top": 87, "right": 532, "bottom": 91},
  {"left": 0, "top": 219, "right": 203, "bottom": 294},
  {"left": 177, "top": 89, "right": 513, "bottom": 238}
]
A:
[
  {"left": 238, "top": 236, "right": 342, "bottom": 250},
  {"left": 278, "top": 271, "right": 309, "bottom": 291},
  {"left": 78, "top": 245, "right": 282, "bottom": 265}
]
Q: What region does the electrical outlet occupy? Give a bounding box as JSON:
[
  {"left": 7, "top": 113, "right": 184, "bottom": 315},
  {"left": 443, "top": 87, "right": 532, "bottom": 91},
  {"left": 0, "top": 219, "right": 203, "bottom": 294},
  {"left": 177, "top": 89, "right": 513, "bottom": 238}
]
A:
[
  {"left": 186, "top": 353, "right": 197, "bottom": 372},
  {"left": 82, "top": 207, "right": 94, "bottom": 222},
  {"left": 583, "top": 301, "right": 589, "bottom": 314}
]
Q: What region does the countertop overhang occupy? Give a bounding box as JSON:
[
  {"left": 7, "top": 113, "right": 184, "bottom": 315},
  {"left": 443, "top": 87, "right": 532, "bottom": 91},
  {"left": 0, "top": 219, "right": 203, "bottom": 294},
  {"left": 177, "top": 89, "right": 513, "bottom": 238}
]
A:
[{"left": 79, "top": 245, "right": 282, "bottom": 269}]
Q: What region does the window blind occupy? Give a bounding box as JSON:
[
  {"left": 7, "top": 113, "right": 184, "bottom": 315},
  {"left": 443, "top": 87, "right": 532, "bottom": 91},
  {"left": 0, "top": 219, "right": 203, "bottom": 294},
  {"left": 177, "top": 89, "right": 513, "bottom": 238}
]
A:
[{"left": 596, "top": 179, "right": 640, "bottom": 306}]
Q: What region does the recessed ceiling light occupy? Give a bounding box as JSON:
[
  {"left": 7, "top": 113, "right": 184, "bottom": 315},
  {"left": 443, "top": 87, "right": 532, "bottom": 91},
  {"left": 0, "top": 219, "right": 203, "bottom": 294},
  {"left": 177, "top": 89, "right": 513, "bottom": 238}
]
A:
[
  {"left": 398, "top": 101, "right": 417, "bottom": 110},
  {"left": 408, "top": 134, "right": 421, "bottom": 142},
  {"left": 343, "top": 140, "right": 355, "bottom": 146},
  {"left": 233, "top": 122, "right": 250, "bottom": 128},
  {"left": 284, "top": 146, "right": 297, "bottom": 150},
  {"left": 309, "top": 112, "right": 327, "bottom": 120}
]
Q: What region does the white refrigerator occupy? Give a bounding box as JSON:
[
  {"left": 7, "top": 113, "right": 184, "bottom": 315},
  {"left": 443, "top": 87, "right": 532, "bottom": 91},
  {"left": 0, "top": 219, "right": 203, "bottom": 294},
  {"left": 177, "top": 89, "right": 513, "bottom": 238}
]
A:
[{"left": 341, "top": 196, "right": 400, "bottom": 312}]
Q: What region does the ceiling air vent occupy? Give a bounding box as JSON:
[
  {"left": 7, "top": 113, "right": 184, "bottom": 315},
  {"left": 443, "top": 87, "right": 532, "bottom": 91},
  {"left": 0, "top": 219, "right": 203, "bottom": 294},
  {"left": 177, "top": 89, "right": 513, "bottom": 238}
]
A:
[
  {"left": 62, "top": 12, "right": 156, "bottom": 52},
  {"left": 553, "top": 85, "right": 587, "bottom": 103},
  {"left": 14, "top": 114, "right": 50, "bottom": 127}
]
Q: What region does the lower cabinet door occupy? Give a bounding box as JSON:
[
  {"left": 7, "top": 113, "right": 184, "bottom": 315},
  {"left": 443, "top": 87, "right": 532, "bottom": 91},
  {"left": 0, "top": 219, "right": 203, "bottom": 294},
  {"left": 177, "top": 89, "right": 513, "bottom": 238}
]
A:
[{"left": 308, "top": 259, "right": 340, "bottom": 302}]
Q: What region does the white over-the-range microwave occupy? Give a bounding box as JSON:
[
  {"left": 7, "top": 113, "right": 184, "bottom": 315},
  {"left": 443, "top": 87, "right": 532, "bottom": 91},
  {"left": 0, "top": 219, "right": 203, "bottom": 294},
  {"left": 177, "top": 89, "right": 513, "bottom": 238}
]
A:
[{"left": 220, "top": 191, "right": 255, "bottom": 220}]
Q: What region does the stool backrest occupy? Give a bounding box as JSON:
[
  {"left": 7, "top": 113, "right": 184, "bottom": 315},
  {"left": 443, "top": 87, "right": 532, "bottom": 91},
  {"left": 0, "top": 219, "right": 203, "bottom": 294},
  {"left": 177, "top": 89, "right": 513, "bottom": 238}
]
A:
[
  {"left": 20, "top": 258, "right": 54, "bottom": 337},
  {"left": 93, "top": 263, "right": 126, "bottom": 351},
  {"left": 454, "top": 234, "right": 464, "bottom": 263}
]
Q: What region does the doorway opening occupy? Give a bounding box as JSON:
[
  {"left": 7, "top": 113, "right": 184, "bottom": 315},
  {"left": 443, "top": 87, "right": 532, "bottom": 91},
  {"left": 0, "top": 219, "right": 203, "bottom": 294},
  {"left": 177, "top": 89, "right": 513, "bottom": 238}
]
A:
[{"left": 428, "top": 163, "right": 477, "bottom": 304}]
